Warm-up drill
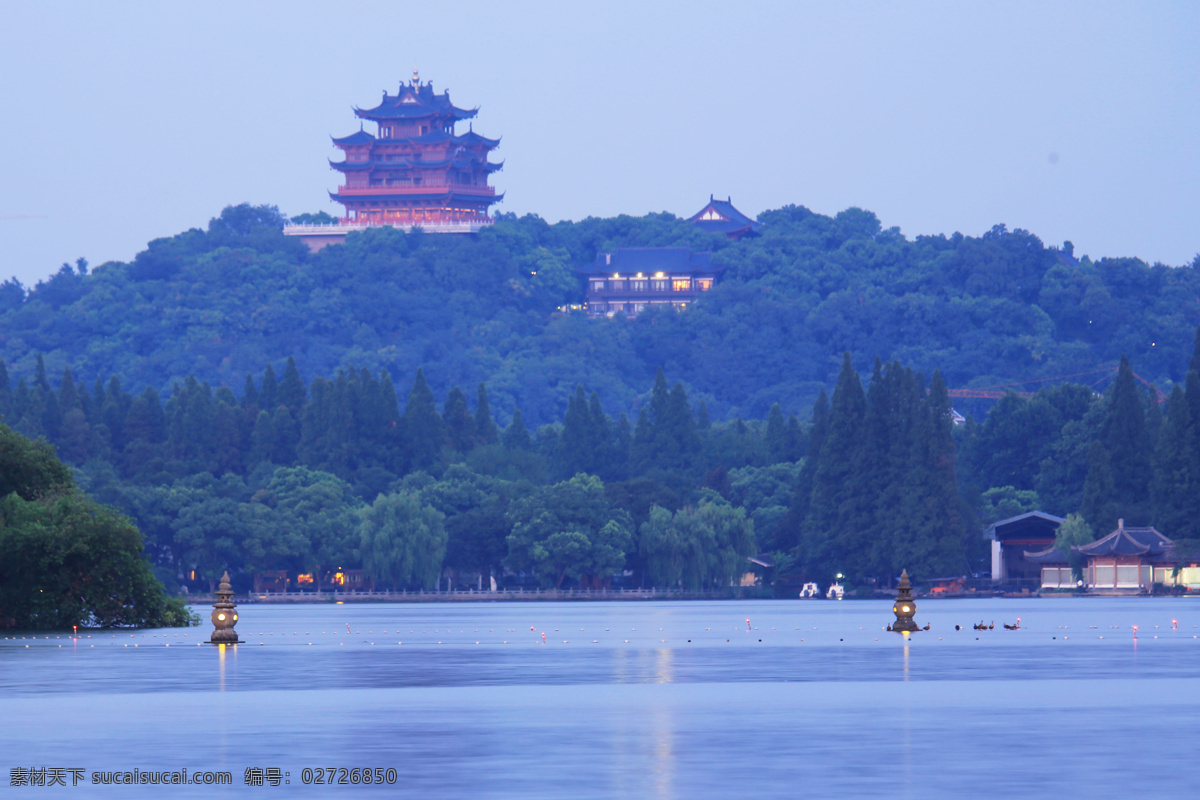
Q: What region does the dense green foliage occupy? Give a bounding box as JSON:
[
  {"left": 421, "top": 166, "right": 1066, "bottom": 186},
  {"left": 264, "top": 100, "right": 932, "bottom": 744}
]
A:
[
  {"left": 0, "top": 424, "right": 195, "bottom": 629},
  {"left": 3, "top": 203, "right": 1197, "bottom": 426},
  {"left": 2, "top": 202, "right": 1199, "bottom": 593}
]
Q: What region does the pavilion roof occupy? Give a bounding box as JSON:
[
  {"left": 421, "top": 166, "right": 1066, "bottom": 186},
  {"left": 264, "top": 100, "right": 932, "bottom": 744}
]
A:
[
  {"left": 332, "top": 130, "right": 375, "bottom": 146},
  {"left": 688, "top": 195, "right": 762, "bottom": 236},
  {"left": 1022, "top": 545, "right": 1069, "bottom": 564},
  {"left": 577, "top": 247, "right": 720, "bottom": 276},
  {"left": 1072, "top": 522, "right": 1173, "bottom": 558},
  {"left": 354, "top": 80, "right": 478, "bottom": 122}
]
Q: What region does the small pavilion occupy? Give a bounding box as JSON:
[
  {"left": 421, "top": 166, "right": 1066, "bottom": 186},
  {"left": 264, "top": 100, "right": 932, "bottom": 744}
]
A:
[
  {"left": 1072, "top": 520, "right": 1175, "bottom": 592},
  {"left": 687, "top": 196, "right": 761, "bottom": 240}
]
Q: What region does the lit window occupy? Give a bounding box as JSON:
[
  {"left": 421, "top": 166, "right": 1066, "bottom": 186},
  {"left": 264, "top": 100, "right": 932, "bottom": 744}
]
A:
[{"left": 673, "top": 279, "right": 692, "bottom": 291}]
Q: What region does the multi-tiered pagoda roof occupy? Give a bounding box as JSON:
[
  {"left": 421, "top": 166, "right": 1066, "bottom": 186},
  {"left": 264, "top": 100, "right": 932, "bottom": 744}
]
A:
[{"left": 327, "top": 72, "right": 502, "bottom": 229}]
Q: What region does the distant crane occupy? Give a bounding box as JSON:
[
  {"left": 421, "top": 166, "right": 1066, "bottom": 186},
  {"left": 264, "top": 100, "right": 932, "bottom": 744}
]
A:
[{"left": 947, "top": 365, "right": 1167, "bottom": 404}]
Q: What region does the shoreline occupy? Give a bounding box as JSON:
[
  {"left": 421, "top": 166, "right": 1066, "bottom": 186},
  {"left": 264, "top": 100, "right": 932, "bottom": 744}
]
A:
[{"left": 180, "top": 590, "right": 1195, "bottom": 605}]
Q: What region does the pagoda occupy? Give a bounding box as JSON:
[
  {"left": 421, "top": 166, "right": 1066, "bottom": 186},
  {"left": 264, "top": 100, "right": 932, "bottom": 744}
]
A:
[{"left": 285, "top": 71, "right": 502, "bottom": 251}]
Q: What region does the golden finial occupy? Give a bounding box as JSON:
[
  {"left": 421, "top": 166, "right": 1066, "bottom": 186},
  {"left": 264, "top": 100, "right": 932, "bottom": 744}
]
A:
[{"left": 412, "top": 67, "right": 420, "bottom": 86}]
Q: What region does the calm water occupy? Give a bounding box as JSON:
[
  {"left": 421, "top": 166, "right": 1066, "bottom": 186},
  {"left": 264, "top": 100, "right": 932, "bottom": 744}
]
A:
[{"left": 3, "top": 598, "right": 1199, "bottom": 798}]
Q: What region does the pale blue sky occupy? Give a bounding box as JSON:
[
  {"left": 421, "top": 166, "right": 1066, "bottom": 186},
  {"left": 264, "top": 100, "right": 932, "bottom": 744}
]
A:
[{"left": 1, "top": 1, "right": 1197, "bottom": 287}]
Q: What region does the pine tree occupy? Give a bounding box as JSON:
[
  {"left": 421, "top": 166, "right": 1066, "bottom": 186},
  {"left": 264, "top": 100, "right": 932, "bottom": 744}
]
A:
[
  {"left": 614, "top": 413, "right": 632, "bottom": 479},
  {"left": 786, "top": 415, "right": 804, "bottom": 461},
  {"left": 1191, "top": 321, "right": 1200, "bottom": 374},
  {"left": 765, "top": 403, "right": 788, "bottom": 463},
  {"left": 270, "top": 406, "right": 299, "bottom": 466},
  {"left": 124, "top": 386, "right": 167, "bottom": 446},
  {"left": 260, "top": 363, "right": 279, "bottom": 410},
  {"left": 402, "top": 368, "right": 445, "bottom": 471},
  {"left": 559, "top": 387, "right": 587, "bottom": 473},
  {"left": 278, "top": 356, "right": 306, "bottom": 415},
  {"left": 1080, "top": 441, "right": 1119, "bottom": 534},
  {"left": 242, "top": 373, "right": 259, "bottom": 410},
  {"left": 34, "top": 354, "right": 50, "bottom": 393},
  {"left": 696, "top": 399, "right": 711, "bottom": 431},
  {"left": 101, "top": 376, "right": 128, "bottom": 452},
  {"left": 898, "top": 370, "right": 968, "bottom": 578},
  {"left": 443, "top": 386, "right": 475, "bottom": 453},
  {"left": 375, "top": 369, "right": 403, "bottom": 471},
  {"left": 803, "top": 354, "right": 866, "bottom": 581},
  {"left": 1104, "top": 355, "right": 1152, "bottom": 524},
  {"left": 249, "top": 410, "right": 278, "bottom": 467},
  {"left": 588, "top": 392, "right": 613, "bottom": 476},
  {"left": 663, "top": 382, "right": 702, "bottom": 474},
  {"left": 782, "top": 388, "right": 828, "bottom": 555},
  {"left": 0, "top": 359, "right": 11, "bottom": 421},
  {"left": 1152, "top": 385, "right": 1198, "bottom": 538},
  {"left": 475, "top": 383, "right": 499, "bottom": 445},
  {"left": 57, "top": 368, "right": 81, "bottom": 414},
  {"left": 503, "top": 408, "right": 531, "bottom": 450}
]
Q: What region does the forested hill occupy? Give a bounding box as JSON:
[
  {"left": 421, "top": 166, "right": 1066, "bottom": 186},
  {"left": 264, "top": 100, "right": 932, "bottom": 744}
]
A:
[{"left": 1, "top": 202, "right": 1197, "bottom": 425}]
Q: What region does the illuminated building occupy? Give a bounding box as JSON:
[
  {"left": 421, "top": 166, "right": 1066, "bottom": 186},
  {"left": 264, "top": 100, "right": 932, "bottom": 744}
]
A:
[
  {"left": 285, "top": 70, "right": 502, "bottom": 251},
  {"left": 577, "top": 248, "right": 721, "bottom": 317}
]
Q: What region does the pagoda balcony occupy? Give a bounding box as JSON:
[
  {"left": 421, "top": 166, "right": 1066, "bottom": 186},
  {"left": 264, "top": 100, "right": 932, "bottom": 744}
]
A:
[
  {"left": 284, "top": 219, "right": 493, "bottom": 236},
  {"left": 336, "top": 184, "right": 496, "bottom": 196}
]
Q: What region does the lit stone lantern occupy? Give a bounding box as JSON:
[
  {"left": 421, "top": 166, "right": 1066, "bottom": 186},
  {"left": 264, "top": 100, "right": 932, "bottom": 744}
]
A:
[
  {"left": 891, "top": 569, "right": 919, "bottom": 632},
  {"left": 208, "top": 571, "right": 242, "bottom": 644}
]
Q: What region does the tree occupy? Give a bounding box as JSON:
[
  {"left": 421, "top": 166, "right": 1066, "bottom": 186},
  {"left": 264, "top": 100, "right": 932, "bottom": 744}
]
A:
[
  {"left": 1053, "top": 513, "right": 1094, "bottom": 581},
  {"left": 359, "top": 491, "right": 447, "bottom": 590},
  {"left": 443, "top": 386, "right": 475, "bottom": 453},
  {"left": 1080, "top": 442, "right": 1119, "bottom": 535},
  {"left": 802, "top": 354, "right": 866, "bottom": 581},
  {"left": 0, "top": 423, "right": 75, "bottom": 500},
  {"left": 504, "top": 473, "right": 633, "bottom": 588},
  {"left": 1152, "top": 385, "right": 1198, "bottom": 539},
  {"left": 475, "top": 383, "right": 499, "bottom": 446},
  {"left": 978, "top": 486, "right": 1041, "bottom": 525},
  {"left": 261, "top": 466, "right": 364, "bottom": 574},
  {"left": 639, "top": 505, "right": 684, "bottom": 587},
  {"left": 1103, "top": 355, "right": 1152, "bottom": 523},
  {"left": 0, "top": 424, "right": 194, "bottom": 630},
  {"left": 403, "top": 369, "right": 445, "bottom": 471},
  {"left": 278, "top": 357, "right": 306, "bottom": 416},
  {"left": 765, "top": 403, "right": 789, "bottom": 462},
  {"left": 503, "top": 409, "right": 531, "bottom": 450}
]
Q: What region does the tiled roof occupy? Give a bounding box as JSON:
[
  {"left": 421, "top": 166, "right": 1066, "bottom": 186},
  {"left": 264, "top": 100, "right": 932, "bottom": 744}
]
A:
[
  {"left": 688, "top": 196, "right": 762, "bottom": 235},
  {"left": 1022, "top": 545, "right": 1069, "bottom": 564},
  {"left": 331, "top": 130, "right": 375, "bottom": 146},
  {"left": 354, "top": 82, "right": 478, "bottom": 122},
  {"left": 1073, "top": 523, "right": 1173, "bottom": 558},
  {"left": 576, "top": 248, "right": 720, "bottom": 275}
]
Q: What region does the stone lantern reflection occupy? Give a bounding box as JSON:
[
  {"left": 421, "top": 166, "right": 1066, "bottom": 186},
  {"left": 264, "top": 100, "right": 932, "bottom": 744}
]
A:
[
  {"left": 208, "top": 571, "right": 242, "bottom": 644},
  {"left": 891, "top": 569, "right": 919, "bottom": 633}
]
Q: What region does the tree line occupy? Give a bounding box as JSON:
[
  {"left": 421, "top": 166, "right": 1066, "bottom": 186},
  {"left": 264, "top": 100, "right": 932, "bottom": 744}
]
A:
[
  {"left": 3, "top": 322, "right": 1195, "bottom": 596},
  {"left": 2, "top": 202, "right": 1196, "bottom": 431}
]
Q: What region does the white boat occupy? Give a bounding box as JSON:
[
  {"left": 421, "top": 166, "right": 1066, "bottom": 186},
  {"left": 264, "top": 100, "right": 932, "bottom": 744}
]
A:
[
  {"left": 826, "top": 582, "right": 845, "bottom": 600},
  {"left": 799, "top": 582, "right": 819, "bottom": 598}
]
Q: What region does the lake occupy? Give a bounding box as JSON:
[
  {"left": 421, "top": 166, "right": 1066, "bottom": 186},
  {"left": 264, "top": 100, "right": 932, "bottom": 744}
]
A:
[{"left": 3, "top": 598, "right": 1198, "bottom": 798}]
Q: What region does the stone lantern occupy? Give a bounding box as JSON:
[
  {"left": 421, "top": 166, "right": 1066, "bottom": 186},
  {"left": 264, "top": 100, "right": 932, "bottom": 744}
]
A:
[
  {"left": 891, "top": 569, "right": 919, "bottom": 632},
  {"left": 208, "top": 571, "right": 242, "bottom": 644}
]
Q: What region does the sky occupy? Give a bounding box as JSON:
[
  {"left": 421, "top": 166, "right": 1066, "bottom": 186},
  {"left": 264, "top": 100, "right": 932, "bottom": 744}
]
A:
[{"left": 1, "top": 1, "right": 1197, "bottom": 288}]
